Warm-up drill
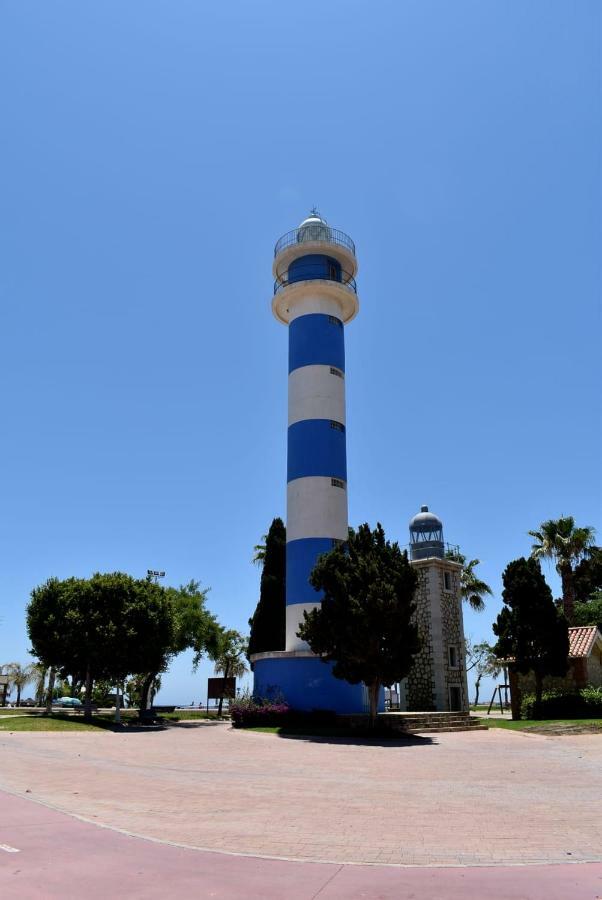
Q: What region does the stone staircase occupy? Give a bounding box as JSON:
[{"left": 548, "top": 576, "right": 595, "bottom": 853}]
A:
[{"left": 378, "top": 711, "right": 487, "bottom": 734}]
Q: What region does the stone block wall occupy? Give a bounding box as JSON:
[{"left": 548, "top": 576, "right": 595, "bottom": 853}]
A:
[
  {"left": 404, "top": 558, "right": 469, "bottom": 712},
  {"left": 406, "top": 565, "right": 436, "bottom": 710}
]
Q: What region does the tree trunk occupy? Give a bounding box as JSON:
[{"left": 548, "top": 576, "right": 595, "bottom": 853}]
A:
[
  {"left": 139, "top": 672, "right": 156, "bottom": 716},
  {"left": 45, "top": 667, "right": 56, "bottom": 715},
  {"left": 559, "top": 564, "right": 575, "bottom": 624},
  {"left": 83, "top": 664, "right": 93, "bottom": 719},
  {"left": 36, "top": 668, "right": 47, "bottom": 707},
  {"left": 217, "top": 662, "right": 231, "bottom": 718},
  {"left": 473, "top": 675, "right": 482, "bottom": 708},
  {"left": 16, "top": 685, "right": 21, "bottom": 707},
  {"left": 534, "top": 670, "right": 543, "bottom": 720},
  {"left": 508, "top": 669, "right": 521, "bottom": 721},
  {"left": 368, "top": 681, "right": 380, "bottom": 728}
]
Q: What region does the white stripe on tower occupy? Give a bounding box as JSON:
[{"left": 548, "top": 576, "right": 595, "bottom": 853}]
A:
[
  {"left": 288, "top": 364, "right": 346, "bottom": 427},
  {"left": 286, "top": 476, "right": 349, "bottom": 543}
]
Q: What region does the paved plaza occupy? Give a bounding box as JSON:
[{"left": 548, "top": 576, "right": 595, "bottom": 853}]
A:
[{"left": 0, "top": 721, "right": 601, "bottom": 871}]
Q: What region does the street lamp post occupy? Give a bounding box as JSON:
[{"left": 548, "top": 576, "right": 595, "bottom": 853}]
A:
[{"left": 139, "top": 570, "right": 166, "bottom": 715}]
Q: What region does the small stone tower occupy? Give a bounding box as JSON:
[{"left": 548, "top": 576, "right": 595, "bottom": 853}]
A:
[{"left": 401, "top": 506, "right": 469, "bottom": 712}]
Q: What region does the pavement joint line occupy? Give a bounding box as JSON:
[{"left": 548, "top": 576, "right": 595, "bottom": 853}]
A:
[
  {"left": 310, "top": 864, "right": 344, "bottom": 898},
  {"left": 0, "top": 784, "right": 598, "bottom": 871}
]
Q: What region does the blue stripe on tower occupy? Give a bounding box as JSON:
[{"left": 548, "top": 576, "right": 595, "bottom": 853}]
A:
[
  {"left": 289, "top": 314, "right": 345, "bottom": 374},
  {"left": 286, "top": 537, "right": 334, "bottom": 606},
  {"left": 287, "top": 419, "right": 347, "bottom": 482}
]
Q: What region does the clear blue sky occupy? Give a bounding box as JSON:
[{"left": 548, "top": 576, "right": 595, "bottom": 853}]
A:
[{"left": 1, "top": 1, "right": 600, "bottom": 704}]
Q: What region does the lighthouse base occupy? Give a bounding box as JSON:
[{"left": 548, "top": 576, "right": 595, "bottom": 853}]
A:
[{"left": 251, "top": 651, "right": 384, "bottom": 715}]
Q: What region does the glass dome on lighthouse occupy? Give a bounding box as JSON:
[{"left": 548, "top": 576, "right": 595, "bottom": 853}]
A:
[
  {"left": 409, "top": 505, "right": 444, "bottom": 560},
  {"left": 296, "top": 208, "right": 332, "bottom": 243}
]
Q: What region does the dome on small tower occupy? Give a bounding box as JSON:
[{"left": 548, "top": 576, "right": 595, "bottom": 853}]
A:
[
  {"left": 409, "top": 505, "right": 444, "bottom": 560},
  {"left": 297, "top": 208, "right": 331, "bottom": 243}
]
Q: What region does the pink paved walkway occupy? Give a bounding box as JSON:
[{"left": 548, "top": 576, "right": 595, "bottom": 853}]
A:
[
  {"left": 0, "top": 723, "right": 600, "bottom": 870},
  {"left": 1, "top": 791, "right": 601, "bottom": 899}
]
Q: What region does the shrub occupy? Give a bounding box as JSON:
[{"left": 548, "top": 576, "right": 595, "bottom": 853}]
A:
[
  {"left": 230, "top": 692, "right": 291, "bottom": 728},
  {"left": 521, "top": 685, "right": 602, "bottom": 719}
]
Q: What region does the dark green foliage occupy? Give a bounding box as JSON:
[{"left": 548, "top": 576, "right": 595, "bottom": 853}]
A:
[
  {"left": 574, "top": 547, "right": 602, "bottom": 602},
  {"left": 165, "top": 580, "right": 221, "bottom": 665},
  {"left": 137, "top": 579, "right": 220, "bottom": 712},
  {"left": 27, "top": 573, "right": 174, "bottom": 715},
  {"left": 572, "top": 595, "right": 602, "bottom": 632},
  {"left": 572, "top": 548, "right": 602, "bottom": 630},
  {"left": 521, "top": 686, "right": 602, "bottom": 719},
  {"left": 493, "top": 558, "right": 570, "bottom": 718},
  {"left": 298, "top": 523, "right": 420, "bottom": 722},
  {"left": 445, "top": 550, "right": 492, "bottom": 611},
  {"left": 248, "top": 518, "right": 286, "bottom": 657},
  {"left": 27, "top": 574, "right": 223, "bottom": 715}
]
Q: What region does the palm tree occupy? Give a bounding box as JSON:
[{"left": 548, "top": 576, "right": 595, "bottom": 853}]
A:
[
  {"left": 29, "top": 662, "right": 47, "bottom": 706},
  {"left": 529, "top": 517, "right": 596, "bottom": 624},
  {"left": 4, "top": 662, "right": 36, "bottom": 706},
  {"left": 252, "top": 536, "right": 268, "bottom": 566},
  {"left": 212, "top": 630, "right": 248, "bottom": 717},
  {"left": 445, "top": 552, "right": 493, "bottom": 611}
]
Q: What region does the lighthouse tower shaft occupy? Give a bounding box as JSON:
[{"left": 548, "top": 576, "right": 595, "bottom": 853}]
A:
[
  {"left": 251, "top": 212, "right": 368, "bottom": 714},
  {"left": 272, "top": 214, "right": 359, "bottom": 651}
]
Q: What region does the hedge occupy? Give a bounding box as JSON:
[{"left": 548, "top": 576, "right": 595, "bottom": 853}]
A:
[{"left": 521, "top": 685, "right": 602, "bottom": 719}]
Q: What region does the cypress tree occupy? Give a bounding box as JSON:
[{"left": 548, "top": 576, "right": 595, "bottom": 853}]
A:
[
  {"left": 248, "top": 518, "right": 286, "bottom": 657},
  {"left": 493, "top": 557, "right": 569, "bottom": 719}
]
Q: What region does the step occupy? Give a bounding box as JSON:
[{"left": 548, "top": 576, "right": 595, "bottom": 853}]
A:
[{"left": 413, "top": 725, "right": 489, "bottom": 733}]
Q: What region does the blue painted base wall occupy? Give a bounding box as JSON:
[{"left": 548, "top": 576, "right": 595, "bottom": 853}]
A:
[{"left": 253, "top": 656, "right": 384, "bottom": 714}]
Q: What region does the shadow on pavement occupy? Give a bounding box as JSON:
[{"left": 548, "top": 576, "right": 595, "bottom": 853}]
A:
[{"left": 274, "top": 731, "right": 437, "bottom": 747}]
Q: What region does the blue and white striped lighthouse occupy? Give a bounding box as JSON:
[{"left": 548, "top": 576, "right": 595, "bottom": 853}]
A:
[{"left": 252, "top": 211, "right": 368, "bottom": 713}]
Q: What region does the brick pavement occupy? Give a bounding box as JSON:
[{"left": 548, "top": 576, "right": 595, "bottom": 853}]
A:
[{"left": 0, "top": 722, "right": 600, "bottom": 867}]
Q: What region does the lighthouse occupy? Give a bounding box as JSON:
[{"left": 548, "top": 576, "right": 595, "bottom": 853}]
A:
[{"left": 251, "top": 211, "right": 368, "bottom": 713}]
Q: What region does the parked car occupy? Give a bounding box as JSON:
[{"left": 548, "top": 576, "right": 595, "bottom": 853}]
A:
[
  {"left": 20, "top": 698, "right": 38, "bottom": 707},
  {"left": 52, "top": 697, "right": 83, "bottom": 708}
]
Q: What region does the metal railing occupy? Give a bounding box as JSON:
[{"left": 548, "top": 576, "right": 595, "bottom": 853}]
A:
[
  {"left": 399, "top": 541, "right": 461, "bottom": 559},
  {"left": 274, "top": 270, "right": 357, "bottom": 296},
  {"left": 274, "top": 225, "right": 356, "bottom": 258}
]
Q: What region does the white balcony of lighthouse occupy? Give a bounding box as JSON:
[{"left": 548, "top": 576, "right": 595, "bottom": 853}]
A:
[{"left": 271, "top": 211, "right": 360, "bottom": 325}]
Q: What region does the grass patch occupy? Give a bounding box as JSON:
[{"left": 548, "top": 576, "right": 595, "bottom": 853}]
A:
[
  {"left": 0, "top": 714, "right": 107, "bottom": 732},
  {"left": 0, "top": 709, "right": 223, "bottom": 732},
  {"left": 478, "top": 717, "right": 602, "bottom": 731}
]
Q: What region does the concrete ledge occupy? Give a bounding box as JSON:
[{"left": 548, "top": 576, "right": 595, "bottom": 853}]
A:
[{"left": 250, "top": 650, "right": 316, "bottom": 662}]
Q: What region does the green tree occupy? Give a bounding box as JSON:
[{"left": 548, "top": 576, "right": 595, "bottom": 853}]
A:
[
  {"left": 574, "top": 547, "right": 602, "bottom": 602},
  {"left": 3, "top": 662, "right": 36, "bottom": 706},
  {"left": 571, "top": 547, "right": 602, "bottom": 631},
  {"left": 27, "top": 573, "right": 174, "bottom": 717},
  {"left": 29, "top": 662, "right": 48, "bottom": 706},
  {"left": 493, "top": 558, "right": 569, "bottom": 719},
  {"left": 465, "top": 639, "right": 501, "bottom": 706},
  {"left": 572, "top": 594, "right": 602, "bottom": 632},
  {"left": 445, "top": 551, "right": 492, "bottom": 611},
  {"left": 298, "top": 523, "right": 420, "bottom": 724},
  {"left": 125, "top": 673, "right": 162, "bottom": 708},
  {"left": 248, "top": 518, "right": 286, "bottom": 658},
  {"left": 135, "top": 580, "right": 221, "bottom": 712},
  {"left": 211, "top": 629, "right": 248, "bottom": 716},
  {"left": 528, "top": 517, "right": 596, "bottom": 624}
]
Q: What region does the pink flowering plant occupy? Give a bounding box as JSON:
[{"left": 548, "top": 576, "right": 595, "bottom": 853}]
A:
[{"left": 229, "top": 689, "right": 290, "bottom": 727}]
